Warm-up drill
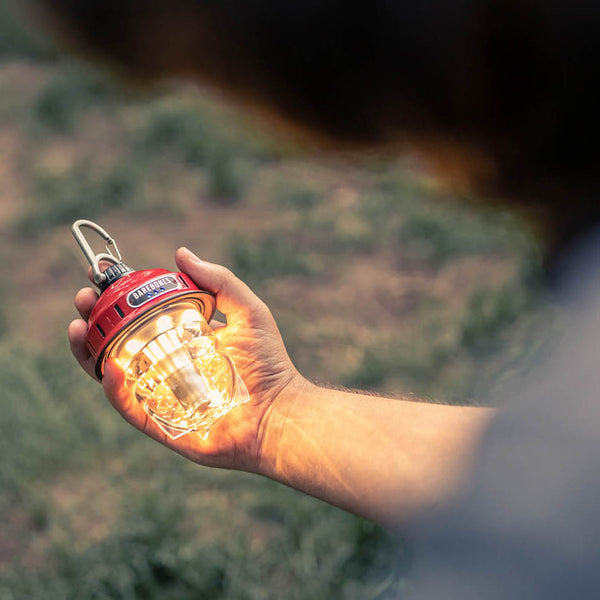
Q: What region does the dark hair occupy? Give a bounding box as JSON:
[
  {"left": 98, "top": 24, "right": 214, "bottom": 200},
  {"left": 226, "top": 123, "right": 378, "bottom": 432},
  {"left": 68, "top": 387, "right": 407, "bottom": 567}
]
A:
[{"left": 39, "top": 0, "right": 600, "bottom": 251}]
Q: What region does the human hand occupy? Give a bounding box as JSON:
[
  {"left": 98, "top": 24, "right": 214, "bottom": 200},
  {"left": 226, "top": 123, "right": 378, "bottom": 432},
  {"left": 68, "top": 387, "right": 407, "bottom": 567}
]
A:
[{"left": 68, "top": 247, "right": 307, "bottom": 474}]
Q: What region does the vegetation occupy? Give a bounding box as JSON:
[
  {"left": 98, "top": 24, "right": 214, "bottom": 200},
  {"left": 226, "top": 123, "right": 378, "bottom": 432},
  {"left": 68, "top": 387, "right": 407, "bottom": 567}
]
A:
[
  {"left": 136, "top": 104, "right": 211, "bottom": 167},
  {"left": 16, "top": 163, "right": 137, "bottom": 237},
  {"left": 33, "top": 66, "right": 115, "bottom": 133},
  {"left": 0, "top": 17, "right": 557, "bottom": 599},
  {"left": 229, "top": 234, "right": 314, "bottom": 284},
  {"left": 206, "top": 144, "right": 246, "bottom": 203},
  {"left": 0, "top": 341, "right": 407, "bottom": 599}
]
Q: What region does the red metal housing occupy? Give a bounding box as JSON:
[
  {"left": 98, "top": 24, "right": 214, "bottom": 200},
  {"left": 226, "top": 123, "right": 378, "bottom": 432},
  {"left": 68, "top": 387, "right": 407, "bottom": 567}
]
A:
[{"left": 86, "top": 268, "right": 216, "bottom": 378}]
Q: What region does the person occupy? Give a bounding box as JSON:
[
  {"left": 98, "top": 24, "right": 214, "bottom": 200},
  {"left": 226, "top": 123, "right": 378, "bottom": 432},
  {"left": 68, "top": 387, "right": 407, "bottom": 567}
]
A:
[{"left": 39, "top": 0, "right": 600, "bottom": 596}]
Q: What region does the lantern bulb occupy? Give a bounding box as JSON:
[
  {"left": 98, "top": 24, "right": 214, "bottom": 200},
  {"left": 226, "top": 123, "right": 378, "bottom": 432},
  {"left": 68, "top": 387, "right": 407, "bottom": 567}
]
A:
[
  {"left": 155, "top": 314, "right": 173, "bottom": 333},
  {"left": 124, "top": 339, "right": 144, "bottom": 356},
  {"left": 108, "top": 300, "right": 249, "bottom": 439}
]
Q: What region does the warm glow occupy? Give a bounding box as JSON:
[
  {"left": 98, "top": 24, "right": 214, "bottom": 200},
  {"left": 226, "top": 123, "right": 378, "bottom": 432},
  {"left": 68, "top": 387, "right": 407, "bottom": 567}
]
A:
[
  {"left": 125, "top": 338, "right": 144, "bottom": 356},
  {"left": 181, "top": 308, "right": 202, "bottom": 324},
  {"left": 155, "top": 314, "right": 173, "bottom": 333},
  {"left": 145, "top": 339, "right": 167, "bottom": 362},
  {"left": 109, "top": 299, "right": 249, "bottom": 440}
]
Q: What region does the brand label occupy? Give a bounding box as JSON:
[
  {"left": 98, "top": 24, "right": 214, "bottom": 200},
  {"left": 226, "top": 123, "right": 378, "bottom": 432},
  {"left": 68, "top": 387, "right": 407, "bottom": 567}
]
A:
[{"left": 127, "top": 275, "right": 180, "bottom": 308}]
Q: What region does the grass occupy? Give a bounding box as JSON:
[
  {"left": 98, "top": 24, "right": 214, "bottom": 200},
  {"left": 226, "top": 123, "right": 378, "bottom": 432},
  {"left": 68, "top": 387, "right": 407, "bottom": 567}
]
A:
[
  {"left": 340, "top": 273, "right": 545, "bottom": 403},
  {"left": 341, "top": 349, "right": 390, "bottom": 390},
  {"left": 229, "top": 234, "right": 314, "bottom": 284},
  {"left": 34, "top": 66, "right": 116, "bottom": 133},
  {"left": 136, "top": 104, "right": 210, "bottom": 168},
  {"left": 0, "top": 291, "right": 7, "bottom": 339},
  {"left": 399, "top": 210, "right": 496, "bottom": 268},
  {"left": 0, "top": 39, "right": 556, "bottom": 599},
  {"left": 275, "top": 185, "right": 322, "bottom": 212},
  {"left": 15, "top": 163, "right": 137, "bottom": 237},
  {"left": 135, "top": 102, "right": 264, "bottom": 205},
  {"left": 341, "top": 338, "right": 454, "bottom": 400},
  {"left": 272, "top": 186, "right": 390, "bottom": 256},
  {"left": 460, "top": 285, "right": 531, "bottom": 355},
  {"left": 206, "top": 144, "right": 246, "bottom": 204},
  {"left": 0, "top": 339, "right": 406, "bottom": 599}
]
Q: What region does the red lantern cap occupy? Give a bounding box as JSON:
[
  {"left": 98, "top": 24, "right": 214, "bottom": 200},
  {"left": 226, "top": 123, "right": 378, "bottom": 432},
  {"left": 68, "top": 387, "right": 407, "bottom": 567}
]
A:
[
  {"left": 72, "top": 220, "right": 216, "bottom": 379},
  {"left": 87, "top": 268, "right": 216, "bottom": 370}
]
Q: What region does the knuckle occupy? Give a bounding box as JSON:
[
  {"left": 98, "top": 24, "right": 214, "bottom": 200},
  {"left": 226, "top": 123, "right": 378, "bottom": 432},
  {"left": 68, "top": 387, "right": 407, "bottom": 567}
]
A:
[
  {"left": 245, "top": 298, "right": 272, "bottom": 327},
  {"left": 254, "top": 297, "right": 270, "bottom": 316},
  {"left": 217, "top": 265, "right": 238, "bottom": 286}
]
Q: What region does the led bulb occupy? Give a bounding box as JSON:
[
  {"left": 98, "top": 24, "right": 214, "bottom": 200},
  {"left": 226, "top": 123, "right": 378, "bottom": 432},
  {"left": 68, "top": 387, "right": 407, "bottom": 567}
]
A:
[{"left": 108, "top": 299, "right": 249, "bottom": 439}]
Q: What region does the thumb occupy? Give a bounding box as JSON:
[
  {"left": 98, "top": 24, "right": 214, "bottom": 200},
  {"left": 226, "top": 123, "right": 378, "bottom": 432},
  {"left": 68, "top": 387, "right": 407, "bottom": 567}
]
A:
[{"left": 175, "top": 247, "right": 264, "bottom": 319}]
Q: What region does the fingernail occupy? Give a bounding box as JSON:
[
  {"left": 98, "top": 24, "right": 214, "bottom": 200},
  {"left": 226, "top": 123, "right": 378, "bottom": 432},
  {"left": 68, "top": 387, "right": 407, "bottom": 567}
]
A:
[{"left": 180, "top": 247, "right": 202, "bottom": 263}]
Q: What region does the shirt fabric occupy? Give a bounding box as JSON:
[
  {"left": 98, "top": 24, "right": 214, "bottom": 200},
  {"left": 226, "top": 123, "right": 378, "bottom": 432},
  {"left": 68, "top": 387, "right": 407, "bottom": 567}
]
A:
[{"left": 411, "top": 231, "right": 600, "bottom": 599}]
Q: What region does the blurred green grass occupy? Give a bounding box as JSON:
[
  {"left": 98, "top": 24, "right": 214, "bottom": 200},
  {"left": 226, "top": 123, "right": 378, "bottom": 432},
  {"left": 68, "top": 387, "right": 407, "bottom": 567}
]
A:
[
  {"left": 0, "top": 11, "right": 558, "bottom": 599},
  {"left": 0, "top": 341, "right": 408, "bottom": 599},
  {"left": 16, "top": 162, "right": 137, "bottom": 237}
]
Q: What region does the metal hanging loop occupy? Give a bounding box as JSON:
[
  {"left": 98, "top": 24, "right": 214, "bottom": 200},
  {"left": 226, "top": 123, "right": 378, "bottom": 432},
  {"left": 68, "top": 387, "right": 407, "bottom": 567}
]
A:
[{"left": 72, "top": 219, "right": 123, "bottom": 286}]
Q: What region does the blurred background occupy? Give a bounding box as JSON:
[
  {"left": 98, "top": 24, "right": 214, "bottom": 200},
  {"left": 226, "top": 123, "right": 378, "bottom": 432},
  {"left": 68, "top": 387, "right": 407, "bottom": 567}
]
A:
[{"left": 0, "top": 2, "right": 561, "bottom": 598}]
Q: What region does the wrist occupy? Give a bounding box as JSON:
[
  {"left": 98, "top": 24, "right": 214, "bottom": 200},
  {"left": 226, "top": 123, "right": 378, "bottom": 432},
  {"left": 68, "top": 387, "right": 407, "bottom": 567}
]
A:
[{"left": 255, "top": 373, "right": 317, "bottom": 479}]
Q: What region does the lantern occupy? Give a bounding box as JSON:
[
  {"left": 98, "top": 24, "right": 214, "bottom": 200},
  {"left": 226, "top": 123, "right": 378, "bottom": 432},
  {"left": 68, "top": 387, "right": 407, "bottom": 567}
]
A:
[{"left": 72, "top": 219, "right": 249, "bottom": 439}]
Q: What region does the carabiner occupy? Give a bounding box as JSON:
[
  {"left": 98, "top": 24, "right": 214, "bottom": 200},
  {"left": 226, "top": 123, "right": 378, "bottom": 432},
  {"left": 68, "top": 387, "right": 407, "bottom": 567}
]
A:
[{"left": 71, "top": 219, "right": 123, "bottom": 287}]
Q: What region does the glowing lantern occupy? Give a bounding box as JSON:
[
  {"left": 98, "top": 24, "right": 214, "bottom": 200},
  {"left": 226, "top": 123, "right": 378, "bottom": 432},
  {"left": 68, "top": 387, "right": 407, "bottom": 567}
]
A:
[{"left": 72, "top": 219, "right": 249, "bottom": 439}]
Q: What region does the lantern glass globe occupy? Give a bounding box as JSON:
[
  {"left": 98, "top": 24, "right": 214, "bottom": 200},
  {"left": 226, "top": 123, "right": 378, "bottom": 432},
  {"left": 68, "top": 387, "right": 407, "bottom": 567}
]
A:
[{"left": 107, "top": 299, "right": 249, "bottom": 439}]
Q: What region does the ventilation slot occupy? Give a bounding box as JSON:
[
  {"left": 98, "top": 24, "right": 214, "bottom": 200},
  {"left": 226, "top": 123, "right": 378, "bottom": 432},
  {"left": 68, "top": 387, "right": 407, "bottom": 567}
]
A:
[
  {"left": 114, "top": 304, "right": 125, "bottom": 318},
  {"left": 178, "top": 275, "right": 189, "bottom": 288},
  {"left": 96, "top": 323, "right": 106, "bottom": 337}
]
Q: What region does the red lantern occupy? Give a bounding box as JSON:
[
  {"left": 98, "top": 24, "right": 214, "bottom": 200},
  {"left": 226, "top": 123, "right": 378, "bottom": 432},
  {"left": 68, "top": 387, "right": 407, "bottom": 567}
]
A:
[{"left": 72, "top": 220, "right": 249, "bottom": 439}]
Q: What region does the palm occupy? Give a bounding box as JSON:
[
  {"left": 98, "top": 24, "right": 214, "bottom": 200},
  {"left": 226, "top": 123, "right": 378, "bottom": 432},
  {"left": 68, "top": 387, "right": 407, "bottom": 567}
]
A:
[{"left": 168, "top": 308, "right": 298, "bottom": 472}]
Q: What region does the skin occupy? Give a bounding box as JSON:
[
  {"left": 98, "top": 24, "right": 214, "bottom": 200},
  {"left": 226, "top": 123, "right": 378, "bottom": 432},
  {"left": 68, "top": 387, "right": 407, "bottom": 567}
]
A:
[{"left": 69, "top": 247, "right": 494, "bottom": 529}]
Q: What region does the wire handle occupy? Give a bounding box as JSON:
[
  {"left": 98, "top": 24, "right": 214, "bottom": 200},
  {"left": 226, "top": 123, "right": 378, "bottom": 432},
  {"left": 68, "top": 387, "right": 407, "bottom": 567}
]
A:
[{"left": 71, "top": 219, "right": 123, "bottom": 286}]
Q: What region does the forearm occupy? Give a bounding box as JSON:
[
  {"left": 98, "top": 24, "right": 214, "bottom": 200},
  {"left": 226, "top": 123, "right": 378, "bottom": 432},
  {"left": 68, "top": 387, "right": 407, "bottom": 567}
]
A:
[{"left": 259, "top": 381, "right": 496, "bottom": 528}]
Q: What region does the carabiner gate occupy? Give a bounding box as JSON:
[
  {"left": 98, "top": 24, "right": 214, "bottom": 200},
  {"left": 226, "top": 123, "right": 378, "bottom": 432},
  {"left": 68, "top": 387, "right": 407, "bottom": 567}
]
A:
[{"left": 71, "top": 219, "right": 123, "bottom": 287}]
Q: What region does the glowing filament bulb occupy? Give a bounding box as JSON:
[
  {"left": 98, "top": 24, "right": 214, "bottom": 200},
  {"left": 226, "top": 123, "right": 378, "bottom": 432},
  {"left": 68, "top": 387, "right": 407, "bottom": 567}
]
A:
[
  {"left": 156, "top": 314, "right": 173, "bottom": 334},
  {"left": 110, "top": 299, "right": 249, "bottom": 439},
  {"left": 122, "top": 338, "right": 144, "bottom": 363},
  {"left": 181, "top": 309, "right": 201, "bottom": 324}
]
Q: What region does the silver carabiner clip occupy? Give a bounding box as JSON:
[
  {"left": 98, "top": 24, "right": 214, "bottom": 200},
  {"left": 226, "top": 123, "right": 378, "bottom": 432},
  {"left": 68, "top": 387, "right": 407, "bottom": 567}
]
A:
[{"left": 71, "top": 219, "right": 123, "bottom": 287}]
